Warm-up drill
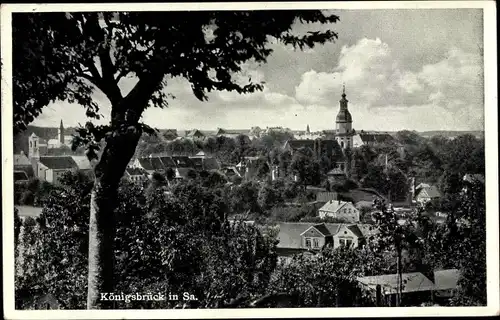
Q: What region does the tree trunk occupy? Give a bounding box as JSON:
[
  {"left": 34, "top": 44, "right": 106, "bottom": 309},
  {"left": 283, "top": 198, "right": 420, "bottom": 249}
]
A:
[{"left": 87, "top": 130, "right": 141, "bottom": 309}]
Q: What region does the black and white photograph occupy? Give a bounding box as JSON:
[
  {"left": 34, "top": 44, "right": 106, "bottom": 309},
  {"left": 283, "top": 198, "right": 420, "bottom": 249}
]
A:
[{"left": 1, "top": 1, "right": 498, "bottom": 318}]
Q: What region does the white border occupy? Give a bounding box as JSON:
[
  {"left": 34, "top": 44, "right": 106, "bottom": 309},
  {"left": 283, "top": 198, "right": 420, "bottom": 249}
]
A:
[{"left": 2, "top": 2, "right": 498, "bottom": 319}]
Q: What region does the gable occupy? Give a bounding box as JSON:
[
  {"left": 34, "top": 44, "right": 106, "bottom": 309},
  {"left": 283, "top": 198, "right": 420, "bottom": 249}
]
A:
[
  {"left": 300, "top": 226, "right": 326, "bottom": 238},
  {"left": 334, "top": 225, "right": 361, "bottom": 239}
]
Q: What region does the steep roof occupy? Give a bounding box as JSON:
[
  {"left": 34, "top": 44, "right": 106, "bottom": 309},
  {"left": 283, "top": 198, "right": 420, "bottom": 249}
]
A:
[
  {"left": 71, "top": 156, "right": 93, "bottom": 170},
  {"left": 417, "top": 186, "right": 442, "bottom": 199},
  {"left": 137, "top": 158, "right": 155, "bottom": 171},
  {"left": 300, "top": 223, "right": 332, "bottom": 237},
  {"left": 346, "top": 225, "right": 364, "bottom": 238},
  {"left": 277, "top": 223, "right": 315, "bottom": 249},
  {"left": 14, "top": 171, "right": 29, "bottom": 181},
  {"left": 187, "top": 129, "right": 205, "bottom": 137},
  {"left": 286, "top": 139, "right": 316, "bottom": 150},
  {"left": 357, "top": 272, "right": 435, "bottom": 294},
  {"left": 203, "top": 157, "right": 220, "bottom": 171},
  {"left": 14, "top": 153, "right": 31, "bottom": 166},
  {"left": 313, "top": 223, "right": 332, "bottom": 236},
  {"left": 176, "top": 167, "right": 193, "bottom": 179},
  {"left": 14, "top": 165, "right": 35, "bottom": 178},
  {"left": 125, "top": 167, "right": 147, "bottom": 176},
  {"left": 39, "top": 156, "right": 78, "bottom": 170},
  {"left": 190, "top": 157, "right": 204, "bottom": 170},
  {"left": 277, "top": 222, "right": 377, "bottom": 249},
  {"left": 358, "top": 133, "right": 395, "bottom": 144},
  {"left": 327, "top": 168, "right": 346, "bottom": 176},
  {"left": 150, "top": 157, "right": 164, "bottom": 170},
  {"left": 316, "top": 192, "right": 339, "bottom": 202},
  {"left": 319, "top": 200, "right": 350, "bottom": 213},
  {"left": 159, "top": 156, "right": 176, "bottom": 168},
  {"left": 357, "top": 224, "right": 379, "bottom": 238},
  {"left": 171, "top": 156, "right": 194, "bottom": 168}
]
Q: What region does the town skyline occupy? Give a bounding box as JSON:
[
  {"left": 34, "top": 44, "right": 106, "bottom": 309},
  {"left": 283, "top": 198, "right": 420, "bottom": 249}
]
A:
[{"left": 31, "top": 9, "right": 484, "bottom": 132}]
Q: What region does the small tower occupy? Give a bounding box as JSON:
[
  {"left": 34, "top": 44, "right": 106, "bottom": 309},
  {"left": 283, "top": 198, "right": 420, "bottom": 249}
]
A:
[
  {"left": 335, "top": 84, "right": 354, "bottom": 150},
  {"left": 58, "top": 119, "right": 65, "bottom": 144},
  {"left": 28, "top": 132, "right": 40, "bottom": 159},
  {"left": 306, "top": 124, "right": 310, "bottom": 134}
]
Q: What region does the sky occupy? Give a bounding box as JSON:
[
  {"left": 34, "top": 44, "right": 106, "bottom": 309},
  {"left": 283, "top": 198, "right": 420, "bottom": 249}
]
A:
[{"left": 32, "top": 9, "right": 485, "bottom": 132}]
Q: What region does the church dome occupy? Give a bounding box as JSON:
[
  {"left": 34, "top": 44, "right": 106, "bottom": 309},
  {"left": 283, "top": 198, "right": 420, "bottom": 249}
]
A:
[{"left": 336, "top": 109, "right": 352, "bottom": 122}]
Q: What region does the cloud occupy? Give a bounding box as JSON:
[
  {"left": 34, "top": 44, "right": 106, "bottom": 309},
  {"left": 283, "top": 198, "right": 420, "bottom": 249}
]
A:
[
  {"left": 293, "top": 38, "right": 483, "bottom": 130},
  {"left": 32, "top": 34, "right": 483, "bottom": 132}
]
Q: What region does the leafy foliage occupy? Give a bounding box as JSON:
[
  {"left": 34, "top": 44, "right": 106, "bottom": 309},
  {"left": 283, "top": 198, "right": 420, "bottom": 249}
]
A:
[
  {"left": 15, "top": 172, "right": 279, "bottom": 309},
  {"left": 268, "top": 247, "right": 366, "bottom": 307}
]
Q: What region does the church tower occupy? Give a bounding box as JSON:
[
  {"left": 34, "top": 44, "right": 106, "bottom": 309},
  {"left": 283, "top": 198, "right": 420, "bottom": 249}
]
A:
[
  {"left": 58, "top": 119, "right": 64, "bottom": 144},
  {"left": 28, "top": 132, "right": 40, "bottom": 159},
  {"left": 335, "top": 85, "right": 354, "bottom": 150}
]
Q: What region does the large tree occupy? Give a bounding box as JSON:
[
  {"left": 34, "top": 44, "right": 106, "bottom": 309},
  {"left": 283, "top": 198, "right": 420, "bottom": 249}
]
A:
[{"left": 13, "top": 11, "right": 340, "bottom": 308}]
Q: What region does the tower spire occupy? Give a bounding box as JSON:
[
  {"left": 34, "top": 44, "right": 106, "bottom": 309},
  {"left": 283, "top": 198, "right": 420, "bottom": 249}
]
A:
[
  {"left": 59, "top": 119, "right": 64, "bottom": 144},
  {"left": 342, "top": 83, "right": 346, "bottom": 98}
]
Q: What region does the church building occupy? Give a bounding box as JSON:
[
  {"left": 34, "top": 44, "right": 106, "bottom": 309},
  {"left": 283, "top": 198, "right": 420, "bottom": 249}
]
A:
[
  {"left": 284, "top": 86, "right": 355, "bottom": 180},
  {"left": 334, "top": 85, "right": 355, "bottom": 150}
]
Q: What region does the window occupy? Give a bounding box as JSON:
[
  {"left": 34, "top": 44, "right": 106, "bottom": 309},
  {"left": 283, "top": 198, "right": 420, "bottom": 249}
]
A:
[
  {"left": 339, "top": 239, "right": 346, "bottom": 246},
  {"left": 30, "top": 141, "right": 32, "bottom": 147},
  {"left": 305, "top": 238, "right": 311, "bottom": 248},
  {"left": 346, "top": 239, "right": 353, "bottom": 247},
  {"left": 34, "top": 141, "right": 37, "bottom": 147},
  {"left": 313, "top": 238, "right": 320, "bottom": 248},
  {"left": 341, "top": 141, "right": 344, "bottom": 148}
]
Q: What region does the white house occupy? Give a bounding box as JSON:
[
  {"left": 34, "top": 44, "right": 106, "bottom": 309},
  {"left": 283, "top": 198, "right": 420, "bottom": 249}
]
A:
[
  {"left": 36, "top": 156, "right": 79, "bottom": 183},
  {"left": 415, "top": 185, "right": 442, "bottom": 204},
  {"left": 318, "top": 200, "right": 360, "bottom": 223}
]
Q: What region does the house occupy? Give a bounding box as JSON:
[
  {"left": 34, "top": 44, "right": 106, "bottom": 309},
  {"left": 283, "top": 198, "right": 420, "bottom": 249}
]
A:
[
  {"left": 124, "top": 167, "right": 148, "bottom": 183},
  {"left": 318, "top": 200, "right": 360, "bottom": 223},
  {"left": 333, "top": 224, "right": 365, "bottom": 247},
  {"left": 162, "top": 129, "right": 178, "bottom": 141},
  {"left": 276, "top": 223, "right": 332, "bottom": 258},
  {"left": 415, "top": 185, "right": 442, "bottom": 204},
  {"left": 36, "top": 156, "right": 79, "bottom": 183},
  {"left": 357, "top": 272, "right": 435, "bottom": 306},
  {"left": 414, "top": 182, "right": 431, "bottom": 196},
  {"left": 276, "top": 222, "right": 377, "bottom": 260},
  {"left": 326, "top": 168, "right": 347, "bottom": 184},
  {"left": 186, "top": 129, "right": 205, "bottom": 140},
  {"left": 133, "top": 157, "right": 163, "bottom": 174},
  {"left": 215, "top": 128, "right": 248, "bottom": 139},
  {"left": 357, "top": 269, "right": 460, "bottom": 306}
]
